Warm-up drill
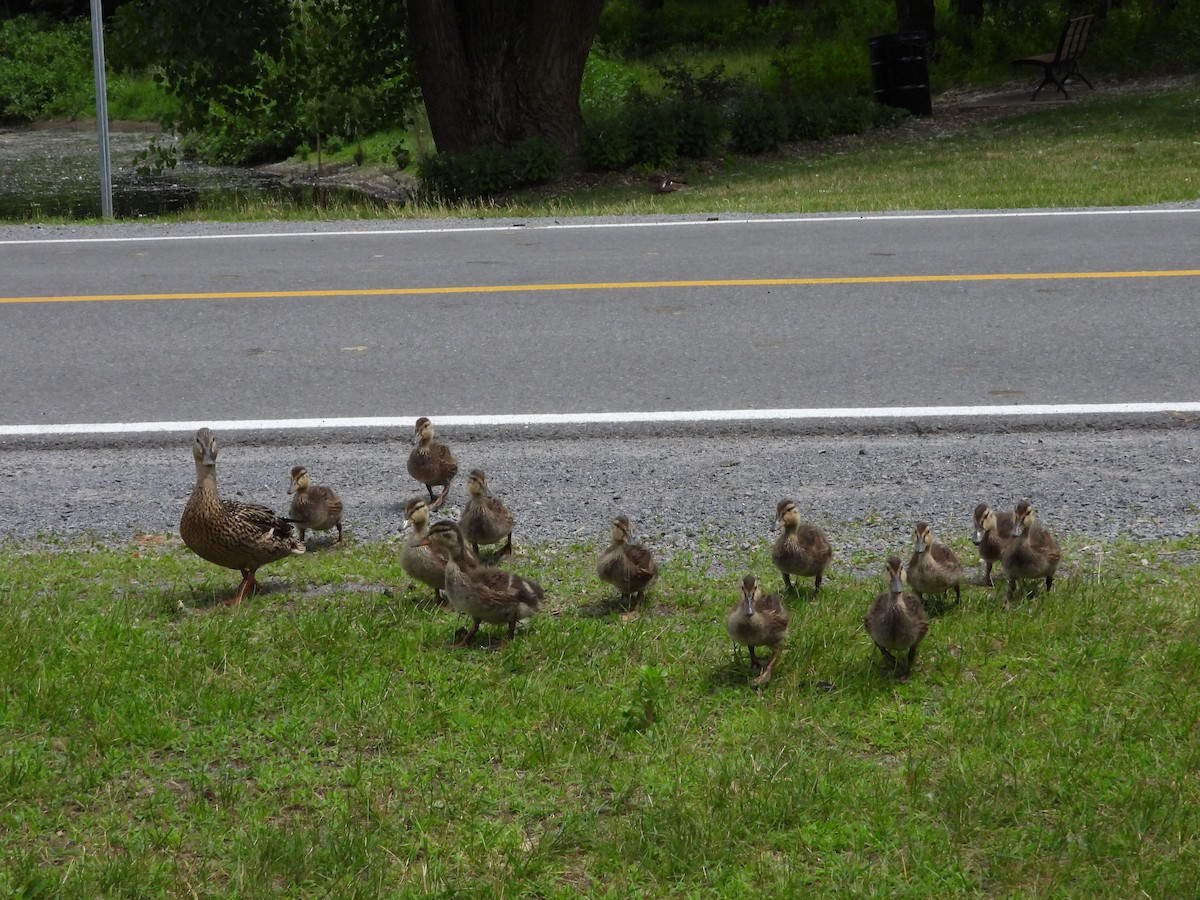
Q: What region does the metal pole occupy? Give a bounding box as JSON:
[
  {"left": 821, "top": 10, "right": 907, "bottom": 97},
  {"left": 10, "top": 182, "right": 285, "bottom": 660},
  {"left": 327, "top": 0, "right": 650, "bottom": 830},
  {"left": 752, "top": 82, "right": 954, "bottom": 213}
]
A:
[{"left": 90, "top": 0, "right": 113, "bottom": 218}]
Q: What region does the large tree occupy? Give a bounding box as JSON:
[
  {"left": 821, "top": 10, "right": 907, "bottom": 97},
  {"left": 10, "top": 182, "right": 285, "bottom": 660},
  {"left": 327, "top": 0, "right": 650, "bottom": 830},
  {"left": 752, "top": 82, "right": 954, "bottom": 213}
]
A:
[{"left": 406, "top": 0, "right": 605, "bottom": 156}]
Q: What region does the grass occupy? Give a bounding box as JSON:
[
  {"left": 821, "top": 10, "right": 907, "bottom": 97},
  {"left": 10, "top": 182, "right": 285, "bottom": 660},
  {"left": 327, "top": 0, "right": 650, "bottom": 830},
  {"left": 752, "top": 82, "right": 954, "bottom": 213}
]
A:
[
  {"left": 3, "top": 533, "right": 1200, "bottom": 896},
  {"left": 135, "top": 83, "right": 1198, "bottom": 228}
]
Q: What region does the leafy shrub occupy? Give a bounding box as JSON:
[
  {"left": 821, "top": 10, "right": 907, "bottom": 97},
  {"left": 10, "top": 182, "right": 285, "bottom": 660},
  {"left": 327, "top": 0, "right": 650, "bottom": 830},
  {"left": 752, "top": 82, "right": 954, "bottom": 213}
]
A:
[
  {"left": 579, "top": 109, "right": 637, "bottom": 171},
  {"left": 729, "top": 89, "right": 788, "bottom": 155},
  {"left": 418, "top": 137, "right": 561, "bottom": 202},
  {"left": 667, "top": 98, "right": 727, "bottom": 159},
  {"left": 0, "top": 16, "right": 91, "bottom": 122},
  {"left": 110, "top": 0, "right": 417, "bottom": 166},
  {"left": 581, "top": 48, "right": 638, "bottom": 114}
]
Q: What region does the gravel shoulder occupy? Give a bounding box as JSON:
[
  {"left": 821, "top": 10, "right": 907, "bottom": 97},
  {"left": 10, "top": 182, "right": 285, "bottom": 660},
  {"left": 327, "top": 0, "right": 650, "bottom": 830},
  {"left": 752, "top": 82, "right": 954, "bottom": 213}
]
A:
[{"left": 4, "top": 422, "right": 1196, "bottom": 578}]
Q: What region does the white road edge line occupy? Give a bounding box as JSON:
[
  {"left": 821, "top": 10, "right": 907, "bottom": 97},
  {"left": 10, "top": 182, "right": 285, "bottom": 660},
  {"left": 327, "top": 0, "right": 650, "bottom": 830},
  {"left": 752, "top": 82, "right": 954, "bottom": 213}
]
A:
[
  {"left": 3, "top": 402, "right": 1198, "bottom": 437},
  {"left": 1, "top": 207, "right": 1197, "bottom": 246}
]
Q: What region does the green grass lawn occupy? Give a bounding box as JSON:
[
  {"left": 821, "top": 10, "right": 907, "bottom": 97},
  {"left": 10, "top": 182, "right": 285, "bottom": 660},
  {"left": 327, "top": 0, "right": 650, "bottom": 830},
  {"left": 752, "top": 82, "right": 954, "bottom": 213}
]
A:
[{"left": 3, "top": 534, "right": 1199, "bottom": 896}]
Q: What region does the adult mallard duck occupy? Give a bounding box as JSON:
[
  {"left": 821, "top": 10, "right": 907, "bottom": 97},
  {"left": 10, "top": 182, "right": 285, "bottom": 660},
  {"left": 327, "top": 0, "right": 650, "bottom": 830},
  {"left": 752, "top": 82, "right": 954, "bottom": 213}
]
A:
[
  {"left": 417, "top": 520, "right": 543, "bottom": 648},
  {"left": 180, "top": 428, "right": 304, "bottom": 606},
  {"left": 772, "top": 499, "right": 833, "bottom": 596},
  {"left": 287, "top": 465, "right": 344, "bottom": 544},
  {"left": 726, "top": 574, "right": 789, "bottom": 686},
  {"left": 1001, "top": 500, "right": 1062, "bottom": 602},
  {"left": 407, "top": 417, "right": 457, "bottom": 511},
  {"left": 971, "top": 502, "right": 1014, "bottom": 586},
  {"left": 906, "top": 521, "right": 963, "bottom": 608},
  {"left": 864, "top": 556, "right": 929, "bottom": 682},
  {"left": 597, "top": 514, "right": 659, "bottom": 607},
  {"left": 459, "top": 469, "right": 514, "bottom": 561},
  {"left": 399, "top": 497, "right": 449, "bottom": 603}
]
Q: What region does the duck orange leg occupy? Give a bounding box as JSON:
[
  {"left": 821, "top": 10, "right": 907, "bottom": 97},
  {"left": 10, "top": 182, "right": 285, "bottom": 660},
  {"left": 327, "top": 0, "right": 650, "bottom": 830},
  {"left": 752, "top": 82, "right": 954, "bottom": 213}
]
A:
[
  {"left": 450, "top": 617, "right": 481, "bottom": 648},
  {"left": 221, "top": 569, "right": 259, "bottom": 607}
]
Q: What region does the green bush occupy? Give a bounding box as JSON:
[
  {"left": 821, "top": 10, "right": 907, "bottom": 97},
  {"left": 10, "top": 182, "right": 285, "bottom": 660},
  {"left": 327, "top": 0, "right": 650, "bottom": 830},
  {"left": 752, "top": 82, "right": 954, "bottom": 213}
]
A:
[
  {"left": 729, "top": 89, "right": 788, "bottom": 155},
  {"left": 579, "top": 109, "right": 637, "bottom": 171},
  {"left": 418, "top": 137, "right": 562, "bottom": 202},
  {"left": 0, "top": 16, "right": 91, "bottom": 122}
]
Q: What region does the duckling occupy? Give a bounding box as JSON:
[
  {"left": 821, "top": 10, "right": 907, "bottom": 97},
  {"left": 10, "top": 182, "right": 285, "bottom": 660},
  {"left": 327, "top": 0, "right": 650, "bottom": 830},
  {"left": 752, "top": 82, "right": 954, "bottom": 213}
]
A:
[
  {"left": 971, "top": 502, "right": 1014, "bottom": 586},
  {"left": 417, "top": 520, "right": 543, "bottom": 648},
  {"left": 407, "top": 417, "right": 457, "bottom": 511},
  {"left": 864, "top": 556, "right": 929, "bottom": 682},
  {"left": 726, "top": 574, "right": 789, "bottom": 686},
  {"left": 400, "top": 497, "right": 448, "bottom": 603},
  {"left": 459, "top": 469, "right": 514, "bottom": 561},
  {"left": 906, "top": 521, "right": 963, "bottom": 607},
  {"left": 597, "top": 515, "right": 659, "bottom": 607},
  {"left": 180, "top": 428, "right": 304, "bottom": 607},
  {"left": 772, "top": 499, "right": 833, "bottom": 596},
  {"left": 287, "top": 465, "right": 344, "bottom": 544},
  {"left": 1001, "top": 500, "right": 1062, "bottom": 602}
]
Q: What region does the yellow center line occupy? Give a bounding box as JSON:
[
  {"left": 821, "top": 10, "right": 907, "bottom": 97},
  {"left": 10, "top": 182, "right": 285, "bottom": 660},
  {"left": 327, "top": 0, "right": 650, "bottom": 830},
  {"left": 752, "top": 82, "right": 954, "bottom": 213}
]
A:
[{"left": 2, "top": 269, "right": 1198, "bottom": 304}]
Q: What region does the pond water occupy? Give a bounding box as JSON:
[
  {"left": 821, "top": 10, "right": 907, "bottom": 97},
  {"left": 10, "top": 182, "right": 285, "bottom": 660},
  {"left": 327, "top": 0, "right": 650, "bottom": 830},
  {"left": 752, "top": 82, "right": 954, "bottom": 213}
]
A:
[{"left": 0, "top": 124, "right": 390, "bottom": 220}]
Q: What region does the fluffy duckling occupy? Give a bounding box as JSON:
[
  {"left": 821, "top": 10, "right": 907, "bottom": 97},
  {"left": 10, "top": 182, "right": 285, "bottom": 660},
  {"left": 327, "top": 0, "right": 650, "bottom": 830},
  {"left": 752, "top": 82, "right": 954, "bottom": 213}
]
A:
[
  {"left": 906, "top": 521, "right": 963, "bottom": 607},
  {"left": 772, "top": 499, "right": 833, "bottom": 596},
  {"left": 459, "top": 469, "right": 514, "bottom": 561},
  {"left": 418, "top": 520, "right": 543, "bottom": 648},
  {"left": 287, "top": 465, "right": 344, "bottom": 544},
  {"left": 726, "top": 574, "right": 789, "bottom": 686},
  {"left": 180, "top": 428, "right": 304, "bottom": 607},
  {"left": 971, "top": 502, "right": 1014, "bottom": 586},
  {"left": 400, "top": 497, "right": 448, "bottom": 603},
  {"left": 597, "top": 514, "right": 659, "bottom": 607},
  {"left": 1002, "top": 500, "right": 1062, "bottom": 602},
  {"left": 864, "top": 556, "right": 929, "bottom": 682},
  {"left": 407, "top": 417, "right": 457, "bottom": 511}
]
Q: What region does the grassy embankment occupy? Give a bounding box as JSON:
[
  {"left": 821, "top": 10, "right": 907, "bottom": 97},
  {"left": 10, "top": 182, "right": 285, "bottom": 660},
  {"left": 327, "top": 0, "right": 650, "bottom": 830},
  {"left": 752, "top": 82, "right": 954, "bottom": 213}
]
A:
[{"left": 2, "top": 531, "right": 1199, "bottom": 896}]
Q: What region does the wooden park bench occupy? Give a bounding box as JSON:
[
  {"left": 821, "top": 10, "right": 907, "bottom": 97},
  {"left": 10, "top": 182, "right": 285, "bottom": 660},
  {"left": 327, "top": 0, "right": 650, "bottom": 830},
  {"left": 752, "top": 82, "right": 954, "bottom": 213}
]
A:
[{"left": 1014, "top": 14, "right": 1095, "bottom": 100}]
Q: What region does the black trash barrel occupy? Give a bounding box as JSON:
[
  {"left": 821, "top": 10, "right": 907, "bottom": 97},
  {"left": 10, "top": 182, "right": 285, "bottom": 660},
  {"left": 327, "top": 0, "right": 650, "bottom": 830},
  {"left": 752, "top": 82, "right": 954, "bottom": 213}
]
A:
[{"left": 868, "top": 32, "right": 932, "bottom": 116}]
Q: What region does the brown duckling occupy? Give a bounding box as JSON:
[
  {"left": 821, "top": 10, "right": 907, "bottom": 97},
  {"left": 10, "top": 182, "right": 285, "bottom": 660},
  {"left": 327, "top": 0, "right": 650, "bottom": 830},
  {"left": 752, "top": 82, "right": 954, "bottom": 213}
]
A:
[
  {"left": 597, "top": 514, "right": 659, "bottom": 607},
  {"left": 400, "top": 497, "right": 448, "bottom": 603},
  {"left": 287, "top": 465, "right": 344, "bottom": 544},
  {"left": 971, "top": 502, "right": 1014, "bottom": 586},
  {"left": 459, "top": 469, "right": 514, "bottom": 560},
  {"left": 864, "top": 556, "right": 929, "bottom": 682},
  {"left": 726, "top": 574, "right": 789, "bottom": 686},
  {"left": 407, "top": 417, "right": 457, "bottom": 511},
  {"left": 417, "top": 520, "right": 543, "bottom": 648},
  {"left": 1001, "top": 500, "right": 1062, "bottom": 602},
  {"left": 772, "top": 499, "right": 833, "bottom": 596},
  {"left": 180, "top": 428, "right": 304, "bottom": 607},
  {"left": 906, "top": 521, "right": 963, "bottom": 607}
]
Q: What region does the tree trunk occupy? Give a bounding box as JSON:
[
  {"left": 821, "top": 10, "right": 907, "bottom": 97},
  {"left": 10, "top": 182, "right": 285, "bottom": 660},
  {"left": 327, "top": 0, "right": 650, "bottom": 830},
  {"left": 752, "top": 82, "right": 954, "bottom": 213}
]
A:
[{"left": 406, "top": 0, "right": 605, "bottom": 157}]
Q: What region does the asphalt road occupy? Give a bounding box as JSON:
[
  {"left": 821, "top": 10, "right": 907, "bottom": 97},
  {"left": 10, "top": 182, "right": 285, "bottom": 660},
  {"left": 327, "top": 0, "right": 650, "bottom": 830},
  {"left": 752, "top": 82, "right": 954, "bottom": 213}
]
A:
[
  {"left": 1, "top": 208, "right": 1197, "bottom": 555},
  {"left": 2, "top": 207, "right": 1199, "bottom": 427}
]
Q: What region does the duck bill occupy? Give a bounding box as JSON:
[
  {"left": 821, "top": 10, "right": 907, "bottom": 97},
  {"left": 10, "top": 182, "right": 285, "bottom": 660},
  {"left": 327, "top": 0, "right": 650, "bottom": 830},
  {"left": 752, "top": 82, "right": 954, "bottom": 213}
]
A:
[
  {"left": 200, "top": 446, "right": 216, "bottom": 467},
  {"left": 743, "top": 594, "right": 755, "bottom": 617},
  {"left": 971, "top": 526, "right": 984, "bottom": 544},
  {"left": 1011, "top": 521, "right": 1024, "bottom": 537},
  {"left": 914, "top": 537, "right": 927, "bottom": 553},
  {"left": 399, "top": 518, "right": 414, "bottom": 533},
  {"left": 889, "top": 573, "right": 904, "bottom": 594}
]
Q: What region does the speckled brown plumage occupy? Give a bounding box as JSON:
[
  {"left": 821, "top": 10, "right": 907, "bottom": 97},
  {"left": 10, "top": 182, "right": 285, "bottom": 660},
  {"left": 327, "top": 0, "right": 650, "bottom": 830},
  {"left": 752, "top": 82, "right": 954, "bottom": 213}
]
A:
[
  {"left": 772, "top": 499, "right": 833, "bottom": 596},
  {"left": 864, "top": 556, "right": 929, "bottom": 681},
  {"left": 287, "top": 465, "right": 344, "bottom": 544},
  {"left": 407, "top": 417, "right": 457, "bottom": 511},
  {"left": 971, "top": 502, "right": 1014, "bottom": 586},
  {"left": 180, "top": 428, "right": 304, "bottom": 606},
  {"left": 418, "top": 520, "right": 543, "bottom": 648},
  {"left": 597, "top": 515, "right": 659, "bottom": 606},
  {"left": 906, "top": 521, "right": 963, "bottom": 607},
  {"left": 459, "top": 469, "right": 514, "bottom": 560},
  {"left": 1002, "top": 500, "right": 1062, "bottom": 602},
  {"left": 726, "top": 574, "right": 789, "bottom": 685}
]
